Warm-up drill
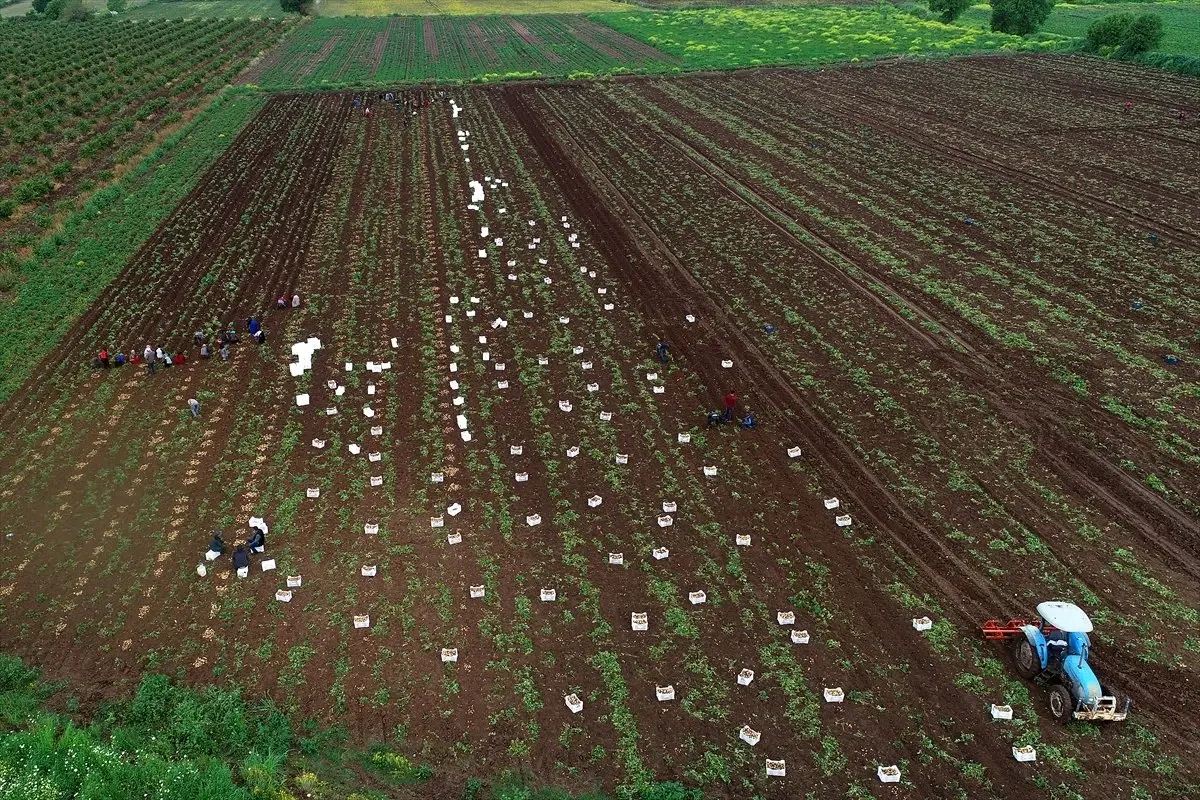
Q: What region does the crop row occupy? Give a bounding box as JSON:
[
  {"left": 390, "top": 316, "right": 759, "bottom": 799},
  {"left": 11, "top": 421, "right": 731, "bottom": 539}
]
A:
[{"left": 247, "top": 14, "right": 677, "bottom": 90}]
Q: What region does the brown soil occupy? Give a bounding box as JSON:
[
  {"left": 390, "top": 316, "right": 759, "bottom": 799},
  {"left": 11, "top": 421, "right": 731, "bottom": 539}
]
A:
[
  {"left": 1, "top": 56, "right": 1198, "bottom": 798},
  {"left": 506, "top": 17, "right": 564, "bottom": 65},
  {"left": 424, "top": 17, "right": 439, "bottom": 63}
]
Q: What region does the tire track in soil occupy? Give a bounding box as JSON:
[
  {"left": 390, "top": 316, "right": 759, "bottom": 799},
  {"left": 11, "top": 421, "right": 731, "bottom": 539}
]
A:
[
  {"left": 636, "top": 98, "right": 1200, "bottom": 588},
  {"left": 971, "top": 55, "right": 1200, "bottom": 119},
  {"left": 818, "top": 82, "right": 1200, "bottom": 234},
  {"left": 501, "top": 85, "right": 1006, "bottom": 618},
  {"left": 804, "top": 82, "right": 1200, "bottom": 253},
  {"left": 486, "top": 88, "right": 1046, "bottom": 796},
  {"left": 634, "top": 82, "right": 1200, "bottom": 596},
  {"left": 496, "top": 85, "right": 1200, "bottom": 752}
]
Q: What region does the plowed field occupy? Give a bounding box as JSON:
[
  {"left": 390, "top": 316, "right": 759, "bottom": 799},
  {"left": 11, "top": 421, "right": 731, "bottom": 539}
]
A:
[{"left": 2, "top": 54, "right": 1198, "bottom": 798}]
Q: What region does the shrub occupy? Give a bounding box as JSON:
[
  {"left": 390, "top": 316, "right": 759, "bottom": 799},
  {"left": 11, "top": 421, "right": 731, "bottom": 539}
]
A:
[
  {"left": 12, "top": 177, "right": 52, "bottom": 205},
  {"left": 0, "top": 199, "right": 15, "bottom": 220},
  {"left": 368, "top": 749, "right": 433, "bottom": 782},
  {"left": 640, "top": 783, "right": 703, "bottom": 800},
  {"left": 1085, "top": 12, "right": 1134, "bottom": 51},
  {"left": 990, "top": 0, "right": 1055, "bottom": 36},
  {"left": 80, "top": 132, "right": 116, "bottom": 159},
  {"left": 1137, "top": 52, "right": 1200, "bottom": 77},
  {"left": 1119, "top": 14, "right": 1163, "bottom": 56},
  {"left": 107, "top": 0, "right": 126, "bottom": 11},
  {"left": 929, "top": 0, "right": 971, "bottom": 24}
]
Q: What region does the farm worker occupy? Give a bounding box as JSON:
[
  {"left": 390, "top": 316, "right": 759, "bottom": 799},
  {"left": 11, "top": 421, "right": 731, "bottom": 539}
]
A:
[
  {"left": 144, "top": 345, "right": 156, "bottom": 375},
  {"left": 723, "top": 391, "right": 737, "bottom": 422},
  {"left": 248, "top": 527, "right": 266, "bottom": 553},
  {"left": 232, "top": 544, "right": 250, "bottom": 576},
  {"left": 219, "top": 345, "right": 230, "bottom": 361},
  {"left": 174, "top": 352, "right": 186, "bottom": 366},
  {"left": 208, "top": 530, "right": 226, "bottom": 556},
  {"left": 740, "top": 411, "right": 757, "bottom": 430},
  {"left": 99, "top": 348, "right": 109, "bottom": 368},
  {"left": 706, "top": 410, "right": 723, "bottom": 427},
  {"left": 253, "top": 329, "right": 266, "bottom": 346},
  {"left": 162, "top": 352, "right": 173, "bottom": 368},
  {"left": 248, "top": 317, "right": 261, "bottom": 336},
  {"left": 1123, "top": 101, "right": 1133, "bottom": 112},
  {"left": 276, "top": 296, "right": 287, "bottom": 309},
  {"left": 365, "top": 107, "right": 372, "bottom": 117},
  {"left": 656, "top": 341, "right": 671, "bottom": 365},
  {"left": 291, "top": 293, "right": 301, "bottom": 308},
  {"left": 114, "top": 352, "right": 126, "bottom": 367},
  {"left": 188, "top": 398, "right": 201, "bottom": 418},
  {"left": 155, "top": 346, "right": 165, "bottom": 362},
  {"left": 194, "top": 331, "right": 205, "bottom": 347},
  {"left": 200, "top": 344, "right": 211, "bottom": 359},
  {"left": 225, "top": 326, "right": 241, "bottom": 344}
]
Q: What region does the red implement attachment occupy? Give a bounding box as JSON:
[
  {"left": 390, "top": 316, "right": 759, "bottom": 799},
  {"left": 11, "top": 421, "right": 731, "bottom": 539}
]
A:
[{"left": 981, "top": 618, "right": 1037, "bottom": 640}]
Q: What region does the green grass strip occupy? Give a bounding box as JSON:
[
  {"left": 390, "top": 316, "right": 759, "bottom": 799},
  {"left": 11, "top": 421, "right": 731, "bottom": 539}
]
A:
[{"left": 0, "top": 89, "right": 266, "bottom": 405}]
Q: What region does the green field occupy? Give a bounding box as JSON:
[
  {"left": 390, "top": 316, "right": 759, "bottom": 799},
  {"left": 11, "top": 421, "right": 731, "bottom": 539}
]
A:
[
  {"left": 123, "top": 0, "right": 283, "bottom": 18},
  {"left": 314, "top": 0, "right": 625, "bottom": 15},
  {"left": 246, "top": 13, "right": 681, "bottom": 87},
  {"left": 595, "top": 4, "right": 1054, "bottom": 68},
  {"left": 248, "top": 6, "right": 1066, "bottom": 90},
  {"left": 954, "top": 1, "right": 1200, "bottom": 54}
]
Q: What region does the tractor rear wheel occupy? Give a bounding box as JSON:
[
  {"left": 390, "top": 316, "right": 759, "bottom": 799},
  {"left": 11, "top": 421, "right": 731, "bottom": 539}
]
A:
[
  {"left": 1048, "top": 684, "right": 1074, "bottom": 723},
  {"left": 1013, "top": 638, "right": 1040, "bottom": 679}
]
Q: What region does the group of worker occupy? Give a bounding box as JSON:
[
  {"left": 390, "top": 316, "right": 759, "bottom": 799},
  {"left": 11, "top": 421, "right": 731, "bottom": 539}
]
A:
[
  {"left": 90, "top": 292, "right": 300, "bottom": 382},
  {"left": 205, "top": 525, "right": 267, "bottom": 578},
  {"left": 354, "top": 89, "right": 448, "bottom": 122},
  {"left": 657, "top": 340, "right": 756, "bottom": 430},
  {"left": 93, "top": 344, "right": 187, "bottom": 373}
]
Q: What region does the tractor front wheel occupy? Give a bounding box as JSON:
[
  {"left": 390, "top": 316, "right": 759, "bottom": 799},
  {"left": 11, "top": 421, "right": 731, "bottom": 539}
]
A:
[
  {"left": 1048, "top": 684, "right": 1075, "bottom": 723},
  {"left": 1013, "top": 638, "right": 1040, "bottom": 679}
]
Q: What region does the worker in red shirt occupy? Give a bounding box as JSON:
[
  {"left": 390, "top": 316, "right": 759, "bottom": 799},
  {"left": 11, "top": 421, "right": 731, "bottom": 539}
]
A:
[
  {"left": 99, "top": 348, "right": 109, "bottom": 368},
  {"left": 723, "top": 391, "right": 737, "bottom": 422}
]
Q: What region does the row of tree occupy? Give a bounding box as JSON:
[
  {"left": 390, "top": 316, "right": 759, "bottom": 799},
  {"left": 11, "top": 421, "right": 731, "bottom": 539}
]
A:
[
  {"left": 931, "top": 0, "right": 1056, "bottom": 35},
  {"left": 29, "top": 0, "right": 127, "bottom": 20},
  {"left": 930, "top": 0, "right": 1164, "bottom": 53},
  {"left": 1084, "top": 12, "right": 1164, "bottom": 56}
]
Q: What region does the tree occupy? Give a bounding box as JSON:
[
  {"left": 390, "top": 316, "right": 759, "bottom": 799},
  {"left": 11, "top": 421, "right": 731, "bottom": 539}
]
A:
[
  {"left": 929, "top": 0, "right": 972, "bottom": 24},
  {"left": 990, "top": 0, "right": 1056, "bottom": 36},
  {"left": 279, "top": 0, "right": 307, "bottom": 13},
  {"left": 1085, "top": 12, "right": 1134, "bottom": 51},
  {"left": 31, "top": 0, "right": 49, "bottom": 12},
  {"left": 1119, "top": 13, "right": 1164, "bottom": 55},
  {"left": 107, "top": 0, "right": 127, "bottom": 12}
]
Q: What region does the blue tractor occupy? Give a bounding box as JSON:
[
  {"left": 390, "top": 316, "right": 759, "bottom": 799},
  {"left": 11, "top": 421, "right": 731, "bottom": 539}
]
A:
[{"left": 983, "top": 601, "right": 1130, "bottom": 722}]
